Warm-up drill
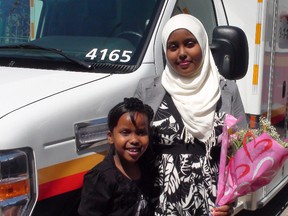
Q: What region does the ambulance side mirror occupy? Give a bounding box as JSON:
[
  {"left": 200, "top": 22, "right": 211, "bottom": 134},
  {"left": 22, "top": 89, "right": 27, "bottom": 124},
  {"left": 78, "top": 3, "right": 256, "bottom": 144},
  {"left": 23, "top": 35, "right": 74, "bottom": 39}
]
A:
[{"left": 210, "top": 26, "right": 249, "bottom": 80}]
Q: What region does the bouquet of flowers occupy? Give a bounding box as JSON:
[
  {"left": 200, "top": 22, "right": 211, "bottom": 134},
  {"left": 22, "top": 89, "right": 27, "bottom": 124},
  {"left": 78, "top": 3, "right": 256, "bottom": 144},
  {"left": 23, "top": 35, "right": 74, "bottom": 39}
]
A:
[{"left": 216, "top": 114, "right": 288, "bottom": 206}]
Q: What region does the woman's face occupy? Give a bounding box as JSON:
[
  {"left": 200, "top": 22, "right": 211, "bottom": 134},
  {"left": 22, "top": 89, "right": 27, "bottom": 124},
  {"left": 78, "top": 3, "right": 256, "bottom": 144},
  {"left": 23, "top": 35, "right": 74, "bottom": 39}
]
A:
[{"left": 166, "top": 29, "right": 203, "bottom": 77}]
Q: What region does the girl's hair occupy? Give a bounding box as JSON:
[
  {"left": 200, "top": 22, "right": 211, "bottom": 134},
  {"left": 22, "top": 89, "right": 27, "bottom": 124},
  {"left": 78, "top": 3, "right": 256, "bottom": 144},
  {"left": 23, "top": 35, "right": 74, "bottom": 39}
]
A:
[{"left": 108, "top": 97, "right": 154, "bottom": 131}]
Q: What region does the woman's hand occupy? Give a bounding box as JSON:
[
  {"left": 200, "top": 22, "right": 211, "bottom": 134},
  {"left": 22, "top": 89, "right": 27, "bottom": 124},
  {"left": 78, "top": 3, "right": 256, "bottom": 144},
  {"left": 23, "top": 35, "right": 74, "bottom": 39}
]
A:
[{"left": 212, "top": 204, "right": 234, "bottom": 216}]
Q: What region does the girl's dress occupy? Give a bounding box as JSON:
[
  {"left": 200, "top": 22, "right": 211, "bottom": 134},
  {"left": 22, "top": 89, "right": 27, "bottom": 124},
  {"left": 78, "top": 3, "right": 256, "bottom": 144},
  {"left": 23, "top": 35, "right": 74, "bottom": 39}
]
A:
[
  {"left": 78, "top": 149, "right": 153, "bottom": 216},
  {"left": 152, "top": 93, "right": 225, "bottom": 216}
]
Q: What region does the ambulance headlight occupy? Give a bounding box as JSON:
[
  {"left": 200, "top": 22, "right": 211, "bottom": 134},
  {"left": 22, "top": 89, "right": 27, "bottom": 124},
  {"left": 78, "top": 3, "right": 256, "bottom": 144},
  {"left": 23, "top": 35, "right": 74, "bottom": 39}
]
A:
[{"left": 0, "top": 148, "right": 37, "bottom": 216}]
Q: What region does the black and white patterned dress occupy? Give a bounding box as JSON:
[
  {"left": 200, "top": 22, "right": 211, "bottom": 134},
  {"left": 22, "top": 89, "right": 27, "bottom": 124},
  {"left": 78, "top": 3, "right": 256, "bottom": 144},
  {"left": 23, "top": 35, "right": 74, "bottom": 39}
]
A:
[{"left": 152, "top": 93, "right": 225, "bottom": 216}]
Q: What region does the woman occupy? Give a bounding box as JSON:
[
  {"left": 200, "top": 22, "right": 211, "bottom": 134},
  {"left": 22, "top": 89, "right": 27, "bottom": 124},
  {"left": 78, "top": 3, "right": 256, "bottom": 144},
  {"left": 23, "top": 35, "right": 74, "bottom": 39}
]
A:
[{"left": 135, "top": 14, "right": 247, "bottom": 215}]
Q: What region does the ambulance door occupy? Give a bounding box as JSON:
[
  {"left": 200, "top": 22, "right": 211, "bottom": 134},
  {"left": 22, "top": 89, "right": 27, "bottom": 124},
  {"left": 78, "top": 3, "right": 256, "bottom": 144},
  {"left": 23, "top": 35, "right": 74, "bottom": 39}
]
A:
[
  {"left": 262, "top": 0, "right": 288, "bottom": 193},
  {"left": 262, "top": 0, "right": 288, "bottom": 139},
  {"left": 277, "top": 0, "right": 288, "bottom": 139}
]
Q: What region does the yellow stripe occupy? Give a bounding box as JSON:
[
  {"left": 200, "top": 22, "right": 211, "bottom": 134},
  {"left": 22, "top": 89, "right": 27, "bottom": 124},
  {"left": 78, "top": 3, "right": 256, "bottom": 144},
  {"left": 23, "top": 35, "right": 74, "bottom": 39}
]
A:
[
  {"left": 38, "top": 152, "right": 106, "bottom": 184},
  {"left": 258, "top": 0, "right": 263, "bottom": 2},
  {"left": 253, "top": 64, "right": 259, "bottom": 85},
  {"left": 255, "top": 23, "right": 261, "bottom": 44},
  {"left": 30, "top": 0, "right": 34, "bottom": 7}
]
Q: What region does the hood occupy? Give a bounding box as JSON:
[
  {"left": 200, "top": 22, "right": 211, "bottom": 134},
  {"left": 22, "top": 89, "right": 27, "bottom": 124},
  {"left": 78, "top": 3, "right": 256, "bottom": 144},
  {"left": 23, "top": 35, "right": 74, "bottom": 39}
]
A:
[{"left": 0, "top": 67, "right": 110, "bottom": 117}]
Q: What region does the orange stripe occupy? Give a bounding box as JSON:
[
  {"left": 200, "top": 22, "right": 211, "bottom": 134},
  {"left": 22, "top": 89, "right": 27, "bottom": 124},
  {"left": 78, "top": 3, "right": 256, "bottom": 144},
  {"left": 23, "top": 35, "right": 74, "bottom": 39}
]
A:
[
  {"left": 249, "top": 115, "right": 257, "bottom": 129},
  {"left": 30, "top": 22, "right": 34, "bottom": 39},
  {"left": 37, "top": 152, "right": 107, "bottom": 200},
  {"left": 255, "top": 23, "right": 261, "bottom": 44},
  {"left": 38, "top": 151, "right": 106, "bottom": 201},
  {"left": 38, "top": 152, "right": 106, "bottom": 184},
  {"left": 253, "top": 64, "right": 259, "bottom": 85},
  {"left": 38, "top": 171, "right": 86, "bottom": 201}
]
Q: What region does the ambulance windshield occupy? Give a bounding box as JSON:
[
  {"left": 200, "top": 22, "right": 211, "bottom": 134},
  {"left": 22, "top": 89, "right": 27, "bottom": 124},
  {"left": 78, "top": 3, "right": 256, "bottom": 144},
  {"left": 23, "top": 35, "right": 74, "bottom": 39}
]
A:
[{"left": 0, "top": 0, "right": 162, "bottom": 72}]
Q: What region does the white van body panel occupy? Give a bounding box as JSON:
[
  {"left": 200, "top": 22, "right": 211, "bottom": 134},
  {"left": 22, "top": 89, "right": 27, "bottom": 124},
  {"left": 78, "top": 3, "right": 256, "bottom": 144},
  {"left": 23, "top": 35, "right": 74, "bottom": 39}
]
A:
[
  {"left": 0, "top": 67, "right": 109, "bottom": 117},
  {"left": 0, "top": 63, "right": 156, "bottom": 167}
]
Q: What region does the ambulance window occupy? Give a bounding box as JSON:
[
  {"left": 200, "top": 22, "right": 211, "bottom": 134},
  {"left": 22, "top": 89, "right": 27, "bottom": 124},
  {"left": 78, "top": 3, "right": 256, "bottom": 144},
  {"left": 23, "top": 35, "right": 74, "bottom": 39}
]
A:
[
  {"left": 173, "top": 0, "right": 217, "bottom": 43},
  {"left": 0, "top": 0, "right": 163, "bottom": 72}
]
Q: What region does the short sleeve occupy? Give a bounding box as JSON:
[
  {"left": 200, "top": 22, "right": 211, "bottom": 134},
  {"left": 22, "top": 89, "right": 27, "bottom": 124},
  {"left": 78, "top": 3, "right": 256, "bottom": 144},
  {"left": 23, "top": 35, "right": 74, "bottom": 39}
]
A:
[
  {"left": 78, "top": 169, "right": 114, "bottom": 216},
  {"left": 220, "top": 79, "right": 247, "bottom": 128}
]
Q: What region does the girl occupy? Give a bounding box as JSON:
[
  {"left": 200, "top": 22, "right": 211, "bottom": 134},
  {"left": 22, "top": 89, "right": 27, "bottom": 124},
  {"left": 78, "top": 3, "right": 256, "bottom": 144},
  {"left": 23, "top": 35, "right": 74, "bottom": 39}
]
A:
[{"left": 78, "top": 97, "right": 154, "bottom": 216}]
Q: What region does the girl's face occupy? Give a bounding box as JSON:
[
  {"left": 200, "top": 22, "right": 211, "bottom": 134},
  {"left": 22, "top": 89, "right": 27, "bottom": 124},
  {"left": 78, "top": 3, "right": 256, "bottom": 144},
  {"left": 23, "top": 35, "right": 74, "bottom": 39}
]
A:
[
  {"left": 166, "top": 29, "right": 203, "bottom": 77},
  {"left": 108, "top": 112, "right": 149, "bottom": 164}
]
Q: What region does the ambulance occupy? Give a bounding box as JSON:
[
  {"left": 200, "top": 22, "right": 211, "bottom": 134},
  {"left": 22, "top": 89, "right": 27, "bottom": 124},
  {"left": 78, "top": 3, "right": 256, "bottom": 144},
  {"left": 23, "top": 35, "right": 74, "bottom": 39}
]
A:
[
  {"left": 0, "top": 0, "right": 286, "bottom": 215},
  {"left": 224, "top": 0, "right": 288, "bottom": 213}
]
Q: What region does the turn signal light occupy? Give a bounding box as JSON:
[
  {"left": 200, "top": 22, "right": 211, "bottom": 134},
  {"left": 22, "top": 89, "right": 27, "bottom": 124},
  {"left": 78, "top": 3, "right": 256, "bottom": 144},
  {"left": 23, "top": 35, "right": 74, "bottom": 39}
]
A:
[{"left": 0, "top": 178, "right": 30, "bottom": 201}]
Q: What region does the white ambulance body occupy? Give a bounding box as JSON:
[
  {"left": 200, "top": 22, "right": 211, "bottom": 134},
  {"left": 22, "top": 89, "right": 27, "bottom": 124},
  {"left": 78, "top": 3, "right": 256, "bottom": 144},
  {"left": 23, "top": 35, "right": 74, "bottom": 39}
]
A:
[
  {"left": 0, "top": 0, "right": 286, "bottom": 215},
  {"left": 224, "top": 0, "right": 288, "bottom": 213}
]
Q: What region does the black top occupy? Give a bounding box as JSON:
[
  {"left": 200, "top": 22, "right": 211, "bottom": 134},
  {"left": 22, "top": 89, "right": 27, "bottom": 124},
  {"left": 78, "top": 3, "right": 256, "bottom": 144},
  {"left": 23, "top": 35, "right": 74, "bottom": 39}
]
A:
[{"left": 78, "top": 149, "right": 153, "bottom": 216}]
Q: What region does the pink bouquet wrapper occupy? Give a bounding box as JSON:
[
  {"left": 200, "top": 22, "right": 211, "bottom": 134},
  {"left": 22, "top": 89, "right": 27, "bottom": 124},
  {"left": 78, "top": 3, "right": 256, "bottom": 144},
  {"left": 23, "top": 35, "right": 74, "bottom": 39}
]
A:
[{"left": 216, "top": 114, "right": 288, "bottom": 206}]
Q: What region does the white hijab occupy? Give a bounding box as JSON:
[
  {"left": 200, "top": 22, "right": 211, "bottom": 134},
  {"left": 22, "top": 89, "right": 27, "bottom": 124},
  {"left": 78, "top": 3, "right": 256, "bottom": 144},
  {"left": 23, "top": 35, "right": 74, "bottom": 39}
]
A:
[{"left": 161, "top": 14, "right": 221, "bottom": 143}]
